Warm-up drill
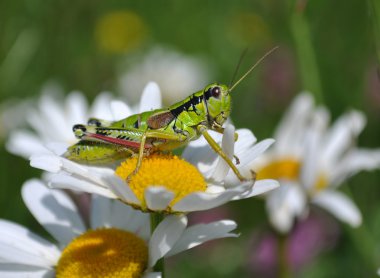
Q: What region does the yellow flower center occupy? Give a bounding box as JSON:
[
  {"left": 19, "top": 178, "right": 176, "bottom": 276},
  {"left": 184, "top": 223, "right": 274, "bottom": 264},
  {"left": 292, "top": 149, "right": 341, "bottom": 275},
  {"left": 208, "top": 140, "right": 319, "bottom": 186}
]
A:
[
  {"left": 257, "top": 159, "right": 300, "bottom": 181},
  {"left": 95, "top": 10, "right": 147, "bottom": 53},
  {"left": 56, "top": 228, "right": 148, "bottom": 278},
  {"left": 256, "top": 158, "right": 328, "bottom": 192},
  {"left": 314, "top": 174, "right": 328, "bottom": 192},
  {"left": 116, "top": 154, "right": 207, "bottom": 211}
]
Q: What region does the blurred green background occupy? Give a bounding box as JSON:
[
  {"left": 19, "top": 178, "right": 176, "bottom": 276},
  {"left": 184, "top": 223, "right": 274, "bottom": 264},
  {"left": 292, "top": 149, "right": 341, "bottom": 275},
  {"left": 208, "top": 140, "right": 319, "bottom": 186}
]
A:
[{"left": 1, "top": 0, "right": 380, "bottom": 277}]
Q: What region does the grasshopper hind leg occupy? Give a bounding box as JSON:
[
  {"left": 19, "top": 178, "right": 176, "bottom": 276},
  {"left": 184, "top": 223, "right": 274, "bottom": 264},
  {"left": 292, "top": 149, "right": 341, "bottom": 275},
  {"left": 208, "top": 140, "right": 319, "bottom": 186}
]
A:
[{"left": 64, "top": 140, "right": 134, "bottom": 165}]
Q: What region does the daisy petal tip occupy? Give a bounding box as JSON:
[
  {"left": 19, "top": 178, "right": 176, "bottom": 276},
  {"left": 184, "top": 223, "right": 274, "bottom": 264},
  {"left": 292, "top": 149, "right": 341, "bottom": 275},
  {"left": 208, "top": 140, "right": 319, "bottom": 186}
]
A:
[
  {"left": 221, "top": 219, "right": 237, "bottom": 228},
  {"left": 21, "top": 179, "right": 48, "bottom": 202},
  {"left": 313, "top": 191, "right": 362, "bottom": 228},
  {"left": 144, "top": 82, "right": 161, "bottom": 95},
  {"left": 347, "top": 211, "right": 362, "bottom": 228},
  {"left": 235, "top": 179, "right": 279, "bottom": 200},
  {"left": 30, "top": 155, "right": 62, "bottom": 173},
  {"left": 148, "top": 214, "right": 188, "bottom": 267},
  {"left": 104, "top": 175, "right": 140, "bottom": 205},
  {"left": 144, "top": 186, "right": 175, "bottom": 211},
  {"left": 144, "top": 272, "right": 162, "bottom": 278},
  {"left": 140, "top": 82, "right": 162, "bottom": 112}
]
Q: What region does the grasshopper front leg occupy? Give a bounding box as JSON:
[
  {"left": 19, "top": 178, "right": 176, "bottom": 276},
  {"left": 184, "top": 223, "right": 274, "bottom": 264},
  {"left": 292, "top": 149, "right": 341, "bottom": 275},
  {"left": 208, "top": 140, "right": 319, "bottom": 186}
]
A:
[
  {"left": 212, "top": 122, "right": 239, "bottom": 142},
  {"left": 211, "top": 123, "right": 240, "bottom": 164},
  {"left": 197, "top": 125, "right": 253, "bottom": 182}
]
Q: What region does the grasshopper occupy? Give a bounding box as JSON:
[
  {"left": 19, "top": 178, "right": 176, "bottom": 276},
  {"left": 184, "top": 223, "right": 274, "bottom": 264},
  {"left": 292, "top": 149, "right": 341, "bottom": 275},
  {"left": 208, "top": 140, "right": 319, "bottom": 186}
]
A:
[{"left": 64, "top": 48, "right": 277, "bottom": 182}]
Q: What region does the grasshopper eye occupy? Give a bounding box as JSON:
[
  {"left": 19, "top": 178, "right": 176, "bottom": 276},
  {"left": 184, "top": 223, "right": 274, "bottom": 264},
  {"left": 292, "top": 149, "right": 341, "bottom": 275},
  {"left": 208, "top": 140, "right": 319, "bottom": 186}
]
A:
[
  {"left": 73, "top": 124, "right": 86, "bottom": 138},
  {"left": 211, "top": 86, "right": 221, "bottom": 98}
]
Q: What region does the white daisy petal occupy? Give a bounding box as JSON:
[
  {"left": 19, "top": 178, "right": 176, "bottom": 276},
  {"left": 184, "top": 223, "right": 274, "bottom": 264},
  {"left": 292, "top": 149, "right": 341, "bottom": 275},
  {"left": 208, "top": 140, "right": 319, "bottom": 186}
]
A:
[
  {"left": 90, "top": 195, "right": 150, "bottom": 238},
  {"left": 66, "top": 92, "right": 88, "bottom": 130},
  {"left": 30, "top": 154, "right": 62, "bottom": 173},
  {"left": 211, "top": 124, "right": 235, "bottom": 182},
  {"left": 312, "top": 190, "right": 362, "bottom": 227},
  {"left": 22, "top": 179, "right": 86, "bottom": 245},
  {"left": 233, "top": 179, "right": 279, "bottom": 200},
  {"left": 89, "top": 93, "right": 114, "bottom": 120},
  {"left": 266, "top": 183, "right": 307, "bottom": 233},
  {"left": 104, "top": 175, "right": 140, "bottom": 204},
  {"left": 110, "top": 100, "right": 132, "bottom": 120},
  {"left": 143, "top": 272, "right": 162, "bottom": 278},
  {"left": 172, "top": 183, "right": 251, "bottom": 212},
  {"left": 0, "top": 264, "right": 54, "bottom": 278},
  {"left": 183, "top": 144, "right": 219, "bottom": 176},
  {"left": 6, "top": 131, "right": 48, "bottom": 158},
  {"left": 45, "top": 142, "right": 69, "bottom": 156},
  {"left": 107, "top": 202, "right": 150, "bottom": 239},
  {"left": 223, "top": 138, "right": 275, "bottom": 185},
  {"left": 144, "top": 187, "right": 175, "bottom": 211},
  {"left": 60, "top": 158, "right": 106, "bottom": 183},
  {"left": 35, "top": 94, "right": 67, "bottom": 140},
  {"left": 234, "top": 129, "right": 257, "bottom": 150},
  {"left": 148, "top": 215, "right": 187, "bottom": 267},
  {"left": 331, "top": 149, "right": 380, "bottom": 186},
  {"left": 239, "top": 138, "right": 275, "bottom": 167},
  {"left": 50, "top": 173, "right": 117, "bottom": 199},
  {"left": 182, "top": 130, "right": 222, "bottom": 170},
  {"left": 25, "top": 111, "right": 49, "bottom": 142},
  {"left": 274, "top": 93, "right": 314, "bottom": 155},
  {"left": 321, "top": 110, "right": 366, "bottom": 168},
  {"left": 167, "top": 220, "right": 238, "bottom": 256},
  {"left": 0, "top": 220, "right": 60, "bottom": 267},
  {"left": 35, "top": 154, "right": 114, "bottom": 189},
  {"left": 139, "top": 82, "right": 162, "bottom": 113},
  {"left": 301, "top": 107, "right": 328, "bottom": 190},
  {"left": 90, "top": 195, "right": 112, "bottom": 229}
]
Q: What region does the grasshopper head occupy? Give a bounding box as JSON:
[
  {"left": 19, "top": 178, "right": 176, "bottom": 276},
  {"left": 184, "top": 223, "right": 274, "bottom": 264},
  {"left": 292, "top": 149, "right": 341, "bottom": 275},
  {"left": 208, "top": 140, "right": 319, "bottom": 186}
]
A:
[{"left": 203, "top": 83, "right": 231, "bottom": 127}]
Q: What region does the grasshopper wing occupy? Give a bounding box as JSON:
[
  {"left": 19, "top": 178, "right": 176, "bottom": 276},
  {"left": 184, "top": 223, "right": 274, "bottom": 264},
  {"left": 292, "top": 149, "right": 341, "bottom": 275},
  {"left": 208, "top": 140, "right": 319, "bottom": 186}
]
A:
[{"left": 146, "top": 110, "right": 175, "bottom": 129}]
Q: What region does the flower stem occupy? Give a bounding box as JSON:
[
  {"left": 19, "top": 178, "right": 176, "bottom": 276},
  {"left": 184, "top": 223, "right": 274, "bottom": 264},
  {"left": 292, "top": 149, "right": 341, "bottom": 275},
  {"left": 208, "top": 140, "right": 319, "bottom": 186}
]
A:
[
  {"left": 150, "top": 212, "right": 165, "bottom": 276},
  {"left": 290, "top": 0, "right": 324, "bottom": 103},
  {"left": 278, "top": 233, "right": 291, "bottom": 278},
  {"left": 343, "top": 187, "right": 378, "bottom": 270},
  {"left": 369, "top": 0, "right": 380, "bottom": 66}
]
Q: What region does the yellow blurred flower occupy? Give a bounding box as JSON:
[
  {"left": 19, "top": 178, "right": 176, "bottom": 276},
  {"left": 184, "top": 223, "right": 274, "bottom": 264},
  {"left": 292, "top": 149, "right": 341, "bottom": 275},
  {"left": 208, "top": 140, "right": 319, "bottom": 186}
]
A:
[
  {"left": 227, "top": 12, "right": 271, "bottom": 47},
  {"left": 95, "top": 10, "right": 147, "bottom": 54}
]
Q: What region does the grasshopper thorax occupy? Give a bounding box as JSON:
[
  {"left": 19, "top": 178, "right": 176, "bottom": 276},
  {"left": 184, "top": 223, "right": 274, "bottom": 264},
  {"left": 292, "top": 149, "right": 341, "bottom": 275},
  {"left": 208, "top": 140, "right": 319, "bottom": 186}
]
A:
[{"left": 203, "top": 83, "right": 231, "bottom": 128}]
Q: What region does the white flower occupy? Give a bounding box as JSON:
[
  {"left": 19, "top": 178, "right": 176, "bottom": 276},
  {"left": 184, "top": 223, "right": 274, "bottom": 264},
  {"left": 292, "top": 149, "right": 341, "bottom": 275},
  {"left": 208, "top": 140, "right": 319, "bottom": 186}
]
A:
[
  {"left": 0, "top": 179, "right": 238, "bottom": 277},
  {"left": 6, "top": 81, "right": 162, "bottom": 159},
  {"left": 118, "top": 47, "right": 211, "bottom": 105},
  {"left": 30, "top": 124, "right": 279, "bottom": 213},
  {"left": 253, "top": 92, "right": 380, "bottom": 233},
  {"left": 182, "top": 125, "right": 279, "bottom": 193},
  {"left": 0, "top": 98, "right": 32, "bottom": 139}
]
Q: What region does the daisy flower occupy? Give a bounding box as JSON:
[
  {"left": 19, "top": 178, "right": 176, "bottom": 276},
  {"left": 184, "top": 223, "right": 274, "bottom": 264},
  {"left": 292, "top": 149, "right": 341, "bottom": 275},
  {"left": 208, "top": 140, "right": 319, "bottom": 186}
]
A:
[
  {"left": 6, "top": 81, "right": 161, "bottom": 159},
  {"left": 0, "top": 97, "right": 32, "bottom": 139},
  {"left": 0, "top": 179, "right": 239, "bottom": 277},
  {"left": 253, "top": 93, "right": 380, "bottom": 233},
  {"left": 30, "top": 124, "right": 279, "bottom": 213}
]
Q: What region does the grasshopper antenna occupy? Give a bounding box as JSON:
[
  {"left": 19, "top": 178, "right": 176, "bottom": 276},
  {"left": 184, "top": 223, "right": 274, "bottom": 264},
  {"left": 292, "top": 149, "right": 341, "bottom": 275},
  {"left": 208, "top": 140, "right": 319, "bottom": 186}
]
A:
[
  {"left": 229, "top": 48, "right": 248, "bottom": 88},
  {"left": 229, "top": 46, "right": 279, "bottom": 92}
]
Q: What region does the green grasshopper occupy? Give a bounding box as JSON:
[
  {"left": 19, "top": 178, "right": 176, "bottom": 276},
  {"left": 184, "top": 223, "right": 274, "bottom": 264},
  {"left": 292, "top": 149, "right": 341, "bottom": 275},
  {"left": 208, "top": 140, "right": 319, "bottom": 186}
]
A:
[{"left": 64, "top": 48, "right": 277, "bottom": 182}]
